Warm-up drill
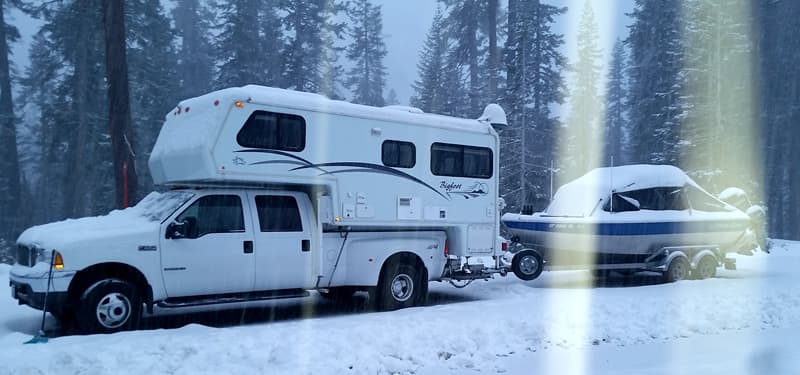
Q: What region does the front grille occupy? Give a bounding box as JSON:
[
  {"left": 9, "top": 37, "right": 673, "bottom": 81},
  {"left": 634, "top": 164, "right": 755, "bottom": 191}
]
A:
[{"left": 16, "top": 245, "right": 35, "bottom": 267}]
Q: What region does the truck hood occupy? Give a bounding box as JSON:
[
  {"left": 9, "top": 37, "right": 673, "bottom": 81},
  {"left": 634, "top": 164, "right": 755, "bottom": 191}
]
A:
[
  {"left": 16, "top": 191, "right": 193, "bottom": 252},
  {"left": 17, "top": 214, "right": 160, "bottom": 252}
]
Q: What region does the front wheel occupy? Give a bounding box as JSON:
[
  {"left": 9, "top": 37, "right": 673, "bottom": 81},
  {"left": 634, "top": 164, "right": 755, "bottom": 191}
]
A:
[
  {"left": 374, "top": 261, "right": 423, "bottom": 311},
  {"left": 76, "top": 279, "right": 141, "bottom": 334},
  {"left": 512, "top": 250, "right": 544, "bottom": 281}
]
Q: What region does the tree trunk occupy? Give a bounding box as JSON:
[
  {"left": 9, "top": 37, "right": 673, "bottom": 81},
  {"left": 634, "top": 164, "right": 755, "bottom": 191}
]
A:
[
  {"left": 487, "top": 0, "right": 498, "bottom": 102},
  {"left": 103, "top": 0, "right": 138, "bottom": 208},
  {"left": 0, "top": 0, "right": 20, "bottom": 237}
]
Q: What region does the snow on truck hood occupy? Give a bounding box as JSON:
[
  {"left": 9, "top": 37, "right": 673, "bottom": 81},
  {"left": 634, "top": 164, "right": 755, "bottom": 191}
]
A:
[{"left": 17, "top": 191, "right": 194, "bottom": 250}]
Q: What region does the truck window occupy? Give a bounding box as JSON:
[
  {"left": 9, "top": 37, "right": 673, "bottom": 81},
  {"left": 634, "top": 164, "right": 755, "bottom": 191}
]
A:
[
  {"left": 254, "top": 195, "right": 303, "bottom": 232},
  {"left": 236, "top": 110, "right": 306, "bottom": 152},
  {"left": 176, "top": 195, "right": 245, "bottom": 238},
  {"left": 431, "top": 142, "right": 493, "bottom": 179},
  {"left": 382, "top": 140, "right": 416, "bottom": 168}
]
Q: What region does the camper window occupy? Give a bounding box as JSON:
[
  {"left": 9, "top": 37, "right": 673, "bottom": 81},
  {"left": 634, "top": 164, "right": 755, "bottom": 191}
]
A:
[
  {"left": 236, "top": 110, "right": 306, "bottom": 152},
  {"left": 175, "top": 195, "right": 245, "bottom": 238},
  {"left": 431, "top": 143, "right": 493, "bottom": 179},
  {"left": 254, "top": 195, "right": 303, "bottom": 232},
  {"left": 382, "top": 140, "right": 416, "bottom": 168}
]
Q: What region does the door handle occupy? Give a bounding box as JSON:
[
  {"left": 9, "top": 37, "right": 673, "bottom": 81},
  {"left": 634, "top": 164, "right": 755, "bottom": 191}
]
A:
[
  {"left": 244, "top": 240, "right": 254, "bottom": 254},
  {"left": 301, "top": 239, "right": 311, "bottom": 252}
]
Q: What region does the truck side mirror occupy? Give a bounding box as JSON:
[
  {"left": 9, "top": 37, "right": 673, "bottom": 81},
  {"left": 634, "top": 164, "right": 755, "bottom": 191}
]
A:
[{"left": 166, "top": 217, "right": 197, "bottom": 239}]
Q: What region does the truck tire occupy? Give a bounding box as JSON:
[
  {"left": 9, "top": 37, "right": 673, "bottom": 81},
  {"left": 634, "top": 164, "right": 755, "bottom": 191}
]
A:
[
  {"left": 76, "top": 279, "right": 141, "bottom": 334},
  {"left": 318, "top": 287, "right": 356, "bottom": 303},
  {"left": 512, "top": 250, "right": 544, "bottom": 281},
  {"left": 663, "top": 257, "right": 690, "bottom": 283},
  {"left": 692, "top": 256, "right": 717, "bottom": 280},
  {"left": 374, "top": 260, "right": 422, "bottom": 311}
]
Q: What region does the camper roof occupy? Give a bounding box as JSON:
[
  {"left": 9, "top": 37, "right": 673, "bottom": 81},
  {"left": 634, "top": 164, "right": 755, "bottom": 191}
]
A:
[{"left": 174, "top": 85, "right": 497, "bottom": 135}]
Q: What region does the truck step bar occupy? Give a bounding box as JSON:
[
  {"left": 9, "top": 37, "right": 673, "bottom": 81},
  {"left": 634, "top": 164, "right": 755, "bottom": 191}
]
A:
[{"left": 158, "top": 289, "right": 310, "bottom": 308}]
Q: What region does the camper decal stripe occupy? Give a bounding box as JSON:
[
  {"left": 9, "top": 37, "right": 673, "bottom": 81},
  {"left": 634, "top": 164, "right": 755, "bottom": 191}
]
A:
[
  {"left": 235, "top": 149, "right": 450, "bottom": 200},
  {"left": 235, "top": 149, "right": 327, "bottom": 173},
  {"left": 291, "top": 162, "right": 449, "bottom": 200}
]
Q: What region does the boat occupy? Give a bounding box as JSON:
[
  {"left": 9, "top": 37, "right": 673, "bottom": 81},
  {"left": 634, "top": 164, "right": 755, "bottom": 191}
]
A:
[{"left": 501, "top": 165, "right": 757, "bottom": 268}]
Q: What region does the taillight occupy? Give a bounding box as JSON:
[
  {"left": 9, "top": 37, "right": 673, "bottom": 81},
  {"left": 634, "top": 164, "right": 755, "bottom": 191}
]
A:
[
  {"left": 502, "top": 242, "right": 508, "bottom": 251},
  {"left": 444, "top": 240, "right": 449, "bottom": 256}
]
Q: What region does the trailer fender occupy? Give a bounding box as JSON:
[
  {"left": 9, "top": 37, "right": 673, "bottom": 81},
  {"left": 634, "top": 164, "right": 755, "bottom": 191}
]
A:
[{"left": 662, "top": 251, "right": 689, "bottom": 271}]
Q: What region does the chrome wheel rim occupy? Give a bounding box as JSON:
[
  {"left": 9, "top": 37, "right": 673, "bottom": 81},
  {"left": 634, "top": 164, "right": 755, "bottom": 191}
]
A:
[
  {"left": 96, "top": 292, "right": 131, "bottom": 329},
  {"left": 519, "top": 255, "right": 540, "bottom": 276},
  {"left": 390, "top": 274, "right": 414, "bottom": 302}
]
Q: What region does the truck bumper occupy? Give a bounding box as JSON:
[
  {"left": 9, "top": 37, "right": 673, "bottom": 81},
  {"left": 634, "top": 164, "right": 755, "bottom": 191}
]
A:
[
  {"left": 9, "top": 265, "right": 74, "bottom": 313},
  {"left": 9, "top": 279, "right": 69, "bottom": 313}
]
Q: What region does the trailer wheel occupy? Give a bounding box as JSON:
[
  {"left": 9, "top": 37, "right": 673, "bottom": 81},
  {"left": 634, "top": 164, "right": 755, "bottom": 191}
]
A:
[
  {"left": 374, "top": 260, "right": 422, "bottom": 311},
  {"left": 663, "top": 257, "right": 690, "bottom": 283},
  {"left": 512, "top": 250, "right": 544, "bottom": 281},
  {"left": 692, "top": 256, "right": 717, "bottom": 280},
  {"left": 76, "top": 279, "right": 141, "bottom": 334}
]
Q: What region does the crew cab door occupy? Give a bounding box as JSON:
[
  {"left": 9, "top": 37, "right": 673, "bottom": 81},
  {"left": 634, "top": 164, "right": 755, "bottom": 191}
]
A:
[
  {"left": 247, "top": 192, "right": 313, "bottom": 291},
  {"left": 160, "top": 193, "right": 255, "bottom": 297}
]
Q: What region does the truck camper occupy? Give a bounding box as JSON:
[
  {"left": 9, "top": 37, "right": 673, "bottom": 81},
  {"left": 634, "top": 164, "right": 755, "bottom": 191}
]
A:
[{"left": 10, "top": 85, "right": 518, "bottom": 333}]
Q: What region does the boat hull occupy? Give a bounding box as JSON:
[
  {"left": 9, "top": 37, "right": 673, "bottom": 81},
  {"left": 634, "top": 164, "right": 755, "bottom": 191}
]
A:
[{"left": 502, "top": 214, "right": 751, "bottom": 265}]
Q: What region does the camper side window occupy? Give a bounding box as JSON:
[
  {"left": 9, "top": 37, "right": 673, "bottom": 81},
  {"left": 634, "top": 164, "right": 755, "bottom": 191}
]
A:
[
  {"left": 254, "top": 195, "right": 303, "bottom": 232},
  {"left": 382, "top": 140, "right": 416, "bottom": 168},
  {"left": 430, "top": 143, "right": 493, "bottom": 179},
  {"left": 237, "top": 110, "right": 306, "bottom": 152}
]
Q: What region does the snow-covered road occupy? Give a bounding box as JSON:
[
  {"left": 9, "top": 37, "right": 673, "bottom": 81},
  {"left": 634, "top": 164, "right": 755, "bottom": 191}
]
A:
[{"left": 1, "top": 241, "right": 798, "bottom": 374}]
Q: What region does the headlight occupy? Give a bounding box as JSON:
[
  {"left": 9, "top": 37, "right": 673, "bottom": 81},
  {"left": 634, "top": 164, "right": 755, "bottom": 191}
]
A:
[{"left": 33, "top": 247, "right": 52, "bottom": 265}]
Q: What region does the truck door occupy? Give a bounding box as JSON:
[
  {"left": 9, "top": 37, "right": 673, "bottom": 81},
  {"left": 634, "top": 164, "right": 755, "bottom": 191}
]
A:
[
  {"left": 160, "top": 194, "right": 256, "bottom": 297},
  {"left": 247, "top": 192, "right": 313, "bottom": 291}
]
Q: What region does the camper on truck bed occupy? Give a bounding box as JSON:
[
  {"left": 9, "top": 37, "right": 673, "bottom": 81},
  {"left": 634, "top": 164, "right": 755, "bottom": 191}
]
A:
[{"left": 9, "top": 85, "right": 513, "bottom": 333}]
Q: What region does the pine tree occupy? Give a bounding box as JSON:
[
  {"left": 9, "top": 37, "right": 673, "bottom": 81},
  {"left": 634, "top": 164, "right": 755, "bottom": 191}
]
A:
[
  {"left": 680, "top": 0, "right": 757, "bottom": 192},
  {"left": 104, "top": 0, "right": 138, "bottom": 208},
  {"left": 216, "top": 0, "right": 283, "bottom": 88},
  {"left": 282, "top": 0, "right": 344, "bottom": 97},
  {"left": 0, "top": 0, "right": 21, "bottom": 241},
  {"left": 626, "top": 0, "right": 684, "bottom": 165},
  {"left": 126, "top": 0, "right": 179, "bottom": 197},
  {"left": 758, "top": 0, "right": 800, "bottom": 239},
  {"left": 604, "top": 39, "right": 628, "bottom": 165},
  {"left": 410, "top": 7, "right": 449, "bottom": 113},
  {"left": 24, "top": 0, "right": 111, "bottom": 219},
  {"left": 385, "top": 88, "right": 399, "bottom": 105},
  {"left": 173, "top": 0, "right": 215, "bottom": 98},
  {"left": 501, "top": 0, "right": 566, "bottom": 213},
  {"left": 344, "top": 0, "right": 388, "bottom": 106},
  {"left": 562, "top": 0, "right": 603, "bottom": 181},
  {"left": 440, "top": 0, "right": 484, "bottom": 117}
]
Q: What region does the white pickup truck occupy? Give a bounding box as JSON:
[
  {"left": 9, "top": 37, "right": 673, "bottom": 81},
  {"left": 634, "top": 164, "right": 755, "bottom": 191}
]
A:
[
  {"left": 10, "top": 85, "right": 519, "bottom": 334},
  {"left": 10, "top": 189, "right": 448, "bottom": 333}
]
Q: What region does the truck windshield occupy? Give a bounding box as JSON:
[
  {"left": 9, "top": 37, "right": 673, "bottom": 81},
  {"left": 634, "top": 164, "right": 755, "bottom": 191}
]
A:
[{"left": 135, "top": 191, "right": 195, "bottom": 222}]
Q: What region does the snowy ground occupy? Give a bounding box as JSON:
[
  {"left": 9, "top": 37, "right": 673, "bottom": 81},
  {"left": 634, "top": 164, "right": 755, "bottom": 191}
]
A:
[{"left": 1, "top": 241, "right": 798, "bottom": 374}]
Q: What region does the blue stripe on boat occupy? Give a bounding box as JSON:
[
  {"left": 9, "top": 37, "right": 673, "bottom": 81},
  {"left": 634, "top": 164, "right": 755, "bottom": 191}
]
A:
[{"left": 502, "top": 220, "right": 747, "bottom": 236}]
